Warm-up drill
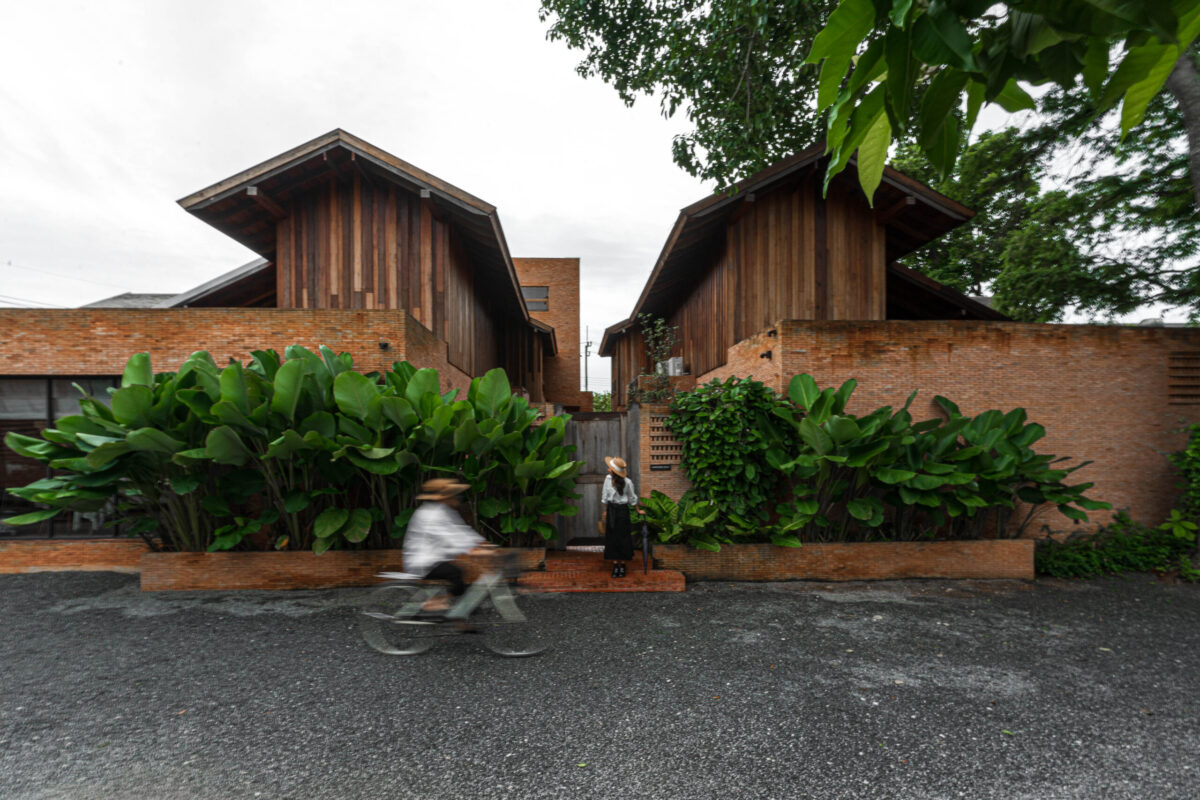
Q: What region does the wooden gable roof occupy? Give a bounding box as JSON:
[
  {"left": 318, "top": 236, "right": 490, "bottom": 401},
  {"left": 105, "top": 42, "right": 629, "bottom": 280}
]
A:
[
  {"left": 601, "top": 150, "right": 996, "bottom": 355},
  {"left": 178, "top": 129, "right": 530, "bottom": 323}
]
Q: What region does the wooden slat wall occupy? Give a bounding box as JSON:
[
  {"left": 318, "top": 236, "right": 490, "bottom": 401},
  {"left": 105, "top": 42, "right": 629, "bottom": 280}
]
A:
[
  {"left": 613, "top": 171, "right": 887, "bottom": 388},
  {"left": 274, "top": 175, "right": 512, "bottom": 379}
]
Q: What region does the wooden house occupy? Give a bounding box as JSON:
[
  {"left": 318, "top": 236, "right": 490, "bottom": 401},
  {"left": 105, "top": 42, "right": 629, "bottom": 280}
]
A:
[
  {"left": 173, "top": 128, "right": 582, "bottom": 406},
  {"left": 600, "top": 146, "right": 1005, "bottom": 409}
]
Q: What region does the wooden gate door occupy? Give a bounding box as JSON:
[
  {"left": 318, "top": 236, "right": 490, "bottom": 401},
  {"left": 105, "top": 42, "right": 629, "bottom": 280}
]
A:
[{"left": 559, "top": 411, "right": 638, "bottom": 547}]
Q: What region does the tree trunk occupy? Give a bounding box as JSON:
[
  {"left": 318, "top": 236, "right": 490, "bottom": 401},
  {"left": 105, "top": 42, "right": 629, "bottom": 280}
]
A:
[{"left": 1165, "top": 50, "right": 1200, "bottom": 214}]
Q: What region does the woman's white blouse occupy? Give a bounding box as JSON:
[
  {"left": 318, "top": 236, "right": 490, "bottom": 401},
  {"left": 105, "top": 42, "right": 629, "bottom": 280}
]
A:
[{"left": 601, "top": 474, "right": 638, "bottom": 505}]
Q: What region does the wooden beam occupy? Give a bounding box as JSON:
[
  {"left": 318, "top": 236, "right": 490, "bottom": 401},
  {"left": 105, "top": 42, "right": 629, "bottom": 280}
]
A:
[
  {"left": 246, "top": 186, "right": 286, "bottom": 220},
  {"left": 876, "top": 195, "right": 916, "bottom": 224}
]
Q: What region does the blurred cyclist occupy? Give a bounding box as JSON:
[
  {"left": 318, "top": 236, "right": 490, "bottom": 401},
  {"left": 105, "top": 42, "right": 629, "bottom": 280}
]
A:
[{"left": 403, "top": 478, "right": 494, "bottom": 614}]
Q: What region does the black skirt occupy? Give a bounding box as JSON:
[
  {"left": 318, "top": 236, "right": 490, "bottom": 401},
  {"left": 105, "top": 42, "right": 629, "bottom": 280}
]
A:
[{"left": 603, "top": 502, "right": 634, "bottom": 560}]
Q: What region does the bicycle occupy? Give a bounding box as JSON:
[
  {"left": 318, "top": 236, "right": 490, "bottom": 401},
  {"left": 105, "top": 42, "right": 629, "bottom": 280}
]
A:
[{"left": 360, "top": 551, "right": 548, "bottom": 658}]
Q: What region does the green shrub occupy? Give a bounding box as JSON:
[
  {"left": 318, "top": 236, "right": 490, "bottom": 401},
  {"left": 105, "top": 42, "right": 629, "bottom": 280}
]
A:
[
  {"left": 665, "top": 372, "right": 1109, "bottom": 548},
  {"left": 666, "top": 376, "right": 798, "bottom": 526},
  {"left": 1036, "top": 511, "right": 1199, "bottom": 580},
  {"left": 4, "top": 349, "right": 582, "bottom": 552}
]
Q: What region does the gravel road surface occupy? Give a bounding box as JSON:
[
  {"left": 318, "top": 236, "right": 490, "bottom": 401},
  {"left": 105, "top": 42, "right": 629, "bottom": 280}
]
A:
[{"left": 1, "top": 572, "right": 1197, "bottom": 799}]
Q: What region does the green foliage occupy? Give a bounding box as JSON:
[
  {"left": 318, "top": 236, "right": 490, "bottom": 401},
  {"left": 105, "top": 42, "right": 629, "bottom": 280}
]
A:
[
  {"left": 664, "top": 372, "right": 1109, "bottom": 548},
  {"left": 591, "top": 392, "right": 612, "bottom": 412},
  {"left": 1168, "top": 422, "right": 1200, "bottom": 522},
  {"left": 894, "top": 80, "right": 1200, "bottom": 321},
  {"left": 631, "top": 314, "right": 680, "bottom": 404},
  {"left": 1036, "top": 511, "right": 1199, "bottom": 580},
  {"left": 638, "top": 490, "right": 722, "bottom": 551},
  {"left": 806, "top": 1, "right": 1200, "bottom": 202},
  {"left": 4, "top": 350, "right": 582, "bottom": 552},
  {"left": 666, "top": 376, "right": 797, "bottom": 525},
  {"left": 539, "top": 0, "right": 835, "bottom": 187}
]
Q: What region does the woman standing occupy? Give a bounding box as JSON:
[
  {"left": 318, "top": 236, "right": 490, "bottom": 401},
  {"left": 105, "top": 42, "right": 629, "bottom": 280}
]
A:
[{"left": 601, "top": 456, "right": 637, "bottom": 578}]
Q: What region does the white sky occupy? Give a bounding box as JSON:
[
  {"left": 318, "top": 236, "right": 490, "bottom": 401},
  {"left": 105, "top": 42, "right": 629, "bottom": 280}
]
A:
[
  {"left": 0, "top": 0, "right": 715, "bottom": 393},
  {"left": 0, "top": 1, "right": 1185, "bottom": 396}
]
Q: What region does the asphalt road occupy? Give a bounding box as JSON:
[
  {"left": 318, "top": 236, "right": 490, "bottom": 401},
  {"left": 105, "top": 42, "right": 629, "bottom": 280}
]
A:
[{"left": 1, "top": 572, "right": 1198, "bottom": 800}]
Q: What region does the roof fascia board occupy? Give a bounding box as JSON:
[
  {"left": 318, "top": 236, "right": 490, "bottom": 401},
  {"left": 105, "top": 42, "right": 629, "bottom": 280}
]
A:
[
  {"left": 157, "top": 257, "right": 271, "bottom": 307},
  {"left": 180, "top": 135, "right": 493, "bottom": 221}
]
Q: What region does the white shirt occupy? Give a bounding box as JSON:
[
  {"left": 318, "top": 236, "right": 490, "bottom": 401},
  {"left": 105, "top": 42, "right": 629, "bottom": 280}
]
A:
[
  {"left": 403, "top": 501, "right": 484, "bottom": 576},
  {"left": 601, "top": 474, "right": 638, "bottom": 505}
]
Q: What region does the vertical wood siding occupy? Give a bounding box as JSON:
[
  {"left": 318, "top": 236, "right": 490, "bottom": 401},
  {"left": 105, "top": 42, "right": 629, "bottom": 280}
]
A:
[
  {"left": 613, "top": 171, "right": 888, "bottom": 399},
  {"left": 274, "top": 175, "right": 522, "bottom": 379}
]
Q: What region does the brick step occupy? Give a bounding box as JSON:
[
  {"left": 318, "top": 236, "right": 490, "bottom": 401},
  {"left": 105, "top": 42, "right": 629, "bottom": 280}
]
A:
[
  {"left": 543, "top": 551, "right": 649, "bottom": 572},
  {"left": 519, "top": 566, "right": 685, "bottom": 593}
]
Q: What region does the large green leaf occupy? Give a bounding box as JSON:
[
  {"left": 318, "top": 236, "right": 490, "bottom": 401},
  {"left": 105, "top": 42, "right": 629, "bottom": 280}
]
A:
[
  {"left": 911, "top": 1, "right": 976, "bottom": 70},
  {"left": 340, "top": 508, "right": 372, "bottom": 543},
  {"left": 788, "top": 373, "right": 821, "bottom": 410},
  {"left": 126, "top": 428, "right": 185, "bottom": 455},
  {"left": 856, "top": 104, "right": 892, "bottom": 204},
  {"left": 333, "top": 371, "right": 379, "bottom": 423},
  {"left": 471, "top": 368, "right": 512, "bottom": 419},
  {"left": 270, "top": 358, "right": 307, "bottom": 423},
  {"left": 314, "top": 507, "right": 349, "bottom": 539},
  {"left": 205, "top": 426, "right": 252, "bottom": 466},
  {"left": 405, "top": 368, "right": 442, "bottom": 412},
  {"left": 121, "top": 352, "right": 153, "bottom": 388},
  {"left": 1, "top": 508, "right": 62, "bottom": 525},
  {"left": 110, "top": 385, "right": 153, "bottom": 426},
  {"left": 806, "top": 0, "right": 875, "bottom": 65}
]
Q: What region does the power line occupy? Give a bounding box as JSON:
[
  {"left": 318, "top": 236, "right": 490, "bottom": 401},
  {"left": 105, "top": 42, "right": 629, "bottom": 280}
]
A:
[
  {"left": 0, "top": 293, "right": 66, "bottom": 308},
  {"left": 3, "top": 259, "right": 133, "bottom": 291}
]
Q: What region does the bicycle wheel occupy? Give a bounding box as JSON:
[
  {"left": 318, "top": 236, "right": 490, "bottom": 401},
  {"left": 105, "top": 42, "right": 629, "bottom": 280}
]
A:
[
  {"left": 360, "top": 584, "right": 443, "bottom": 656},
  {"left": 476, "top": 583, "right": 548, "bottom": 658}
]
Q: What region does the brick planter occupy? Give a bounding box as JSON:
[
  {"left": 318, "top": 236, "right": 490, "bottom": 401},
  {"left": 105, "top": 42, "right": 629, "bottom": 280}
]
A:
[
  {"left": 652, "top": 540, "right": 1034, "bottom": 582},
  {"left": 139, "top": 547, "right": 546, "bottom": 592},
  {"left": 0, "top": 538, "right": 150, "bottom": 574}
]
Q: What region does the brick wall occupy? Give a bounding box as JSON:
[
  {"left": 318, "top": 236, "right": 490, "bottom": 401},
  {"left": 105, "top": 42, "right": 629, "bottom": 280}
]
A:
[
  {"left": 0, "top": 308, "right": 472, "bottom": 394},
  {"left": 512, "top": 258, "right": 591, "bottom": 410},
  {"left": 680, "top": 320, "right": 1200, "bottom": 531},
  {"left": 653, "top": 540, "right": 1034, "bottom": 581},
  {"left": 636, "top": 404, "right": 693, "bottom": 499},
  {"left": 0, "top": 539, "right": 149, "bottom": 573}
]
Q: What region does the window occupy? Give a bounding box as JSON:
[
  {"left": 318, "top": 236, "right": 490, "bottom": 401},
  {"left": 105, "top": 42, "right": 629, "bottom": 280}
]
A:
[{"left": 521, "top": 285, "right": 549, "bottom": 312}]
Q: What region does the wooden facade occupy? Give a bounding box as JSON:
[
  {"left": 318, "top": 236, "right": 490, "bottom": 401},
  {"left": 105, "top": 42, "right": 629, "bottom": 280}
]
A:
[
  {"left": 602, "top": 149, "right": 1004, "bottom": 410},
  {"left": 177, "top": 130, "right": 552, "bottom": 399}
]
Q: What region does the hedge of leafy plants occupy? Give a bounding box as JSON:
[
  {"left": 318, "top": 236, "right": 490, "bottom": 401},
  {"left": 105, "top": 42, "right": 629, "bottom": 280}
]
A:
[
  {"left": 3, "top": 347, "right": 582, "bottom": 552},
  {"left": 1035, "top": 511, "right": 1199, "bottom": 581},
  {"left": 647, "top": 373, "right": 1109, "bottom": 551}
]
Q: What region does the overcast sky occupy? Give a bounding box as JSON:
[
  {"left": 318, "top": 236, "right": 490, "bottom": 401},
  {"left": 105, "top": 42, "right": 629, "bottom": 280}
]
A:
[
  {"left": 0, "top": 0, "right": 721, "bottom": 393},
  {"left": 0, "top": 2, "right": 1181, "bottom": 396}
]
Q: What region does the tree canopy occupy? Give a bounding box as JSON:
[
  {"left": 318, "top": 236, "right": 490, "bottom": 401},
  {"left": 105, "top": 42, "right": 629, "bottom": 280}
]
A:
[
  {"left": 807, "top": 0, "right": 1200, "bottom": 205},
  {"left": 539, "top": 0, "right": 1200, "bottom": 320}
]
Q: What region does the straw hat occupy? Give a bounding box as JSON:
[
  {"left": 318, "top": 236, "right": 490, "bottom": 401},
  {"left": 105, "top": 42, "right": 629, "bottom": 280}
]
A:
[
  {"left": 604, "top": 456, "right": 628, "bottom": 478},
  {"left": 416, "top": 478, "right": 470, "bottom": 501}
]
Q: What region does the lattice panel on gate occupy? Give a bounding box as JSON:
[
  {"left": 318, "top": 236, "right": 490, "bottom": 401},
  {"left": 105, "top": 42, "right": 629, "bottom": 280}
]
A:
[
  {"left": 648, "top": 413, "right": 683, "bottom": 466},
  {"left": 1168, "top": 352, "right": 1200, "bottom": 405}
]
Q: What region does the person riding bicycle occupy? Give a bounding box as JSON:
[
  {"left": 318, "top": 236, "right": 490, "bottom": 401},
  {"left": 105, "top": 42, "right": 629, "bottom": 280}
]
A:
[{"left": 403, "top": 478, "right": 494, "bottom": 614}]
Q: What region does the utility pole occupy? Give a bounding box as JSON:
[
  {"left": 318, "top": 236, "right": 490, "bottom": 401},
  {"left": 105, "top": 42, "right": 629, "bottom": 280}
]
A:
[{"left": 581, "top": 326, "right": 593, "bottom": 391}]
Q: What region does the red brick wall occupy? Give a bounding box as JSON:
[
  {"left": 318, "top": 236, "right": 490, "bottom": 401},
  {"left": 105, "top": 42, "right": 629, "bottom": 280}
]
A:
[
  {"left": 512, "top": 258, "right": 591, "bottom": 410},
  {"left": 687, "top": 320, "right": 1200, "bottom": 531},
  {"left": 0, "top": 539, "right": 149, "bottom": 573},
  {"left": 654, "top": 540, "right": 1034, "bottom": 581},
  {"left": 637, "top": 404, "right": 693, "bottom": 500},
  {"left": 138, "top": 548, "right": 544, "bottom": 591},
  {"left": 0, "top": 308, "right": 472, "bottom": 394}
]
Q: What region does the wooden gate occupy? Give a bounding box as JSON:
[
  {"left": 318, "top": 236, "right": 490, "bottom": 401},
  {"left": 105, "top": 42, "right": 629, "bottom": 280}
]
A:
[{"left": 559, "top": 410, "right": 639, "bottom": 547}]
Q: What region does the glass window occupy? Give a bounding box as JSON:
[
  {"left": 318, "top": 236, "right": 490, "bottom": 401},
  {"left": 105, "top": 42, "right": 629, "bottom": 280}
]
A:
[
  {"left": 52, "top": 378, "right": 117, "bottom": 419},
  {"left": 521, "top": 286, "right": 549, "bottom": 300},
  {"left": 0, "top": 379, "right": 46, "bottom": 420}
]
